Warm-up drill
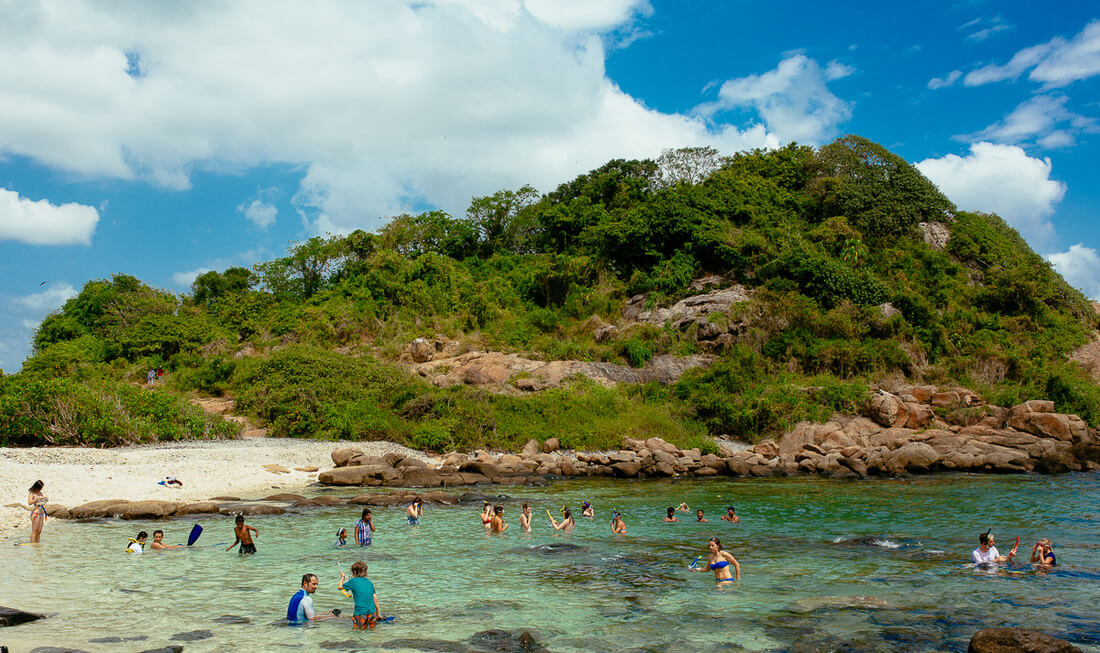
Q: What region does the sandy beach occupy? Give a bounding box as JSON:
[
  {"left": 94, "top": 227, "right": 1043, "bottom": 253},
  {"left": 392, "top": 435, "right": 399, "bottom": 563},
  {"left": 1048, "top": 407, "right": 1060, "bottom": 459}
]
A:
[{"left": 0, "top": 438, "right": 431, "bottom": 543}]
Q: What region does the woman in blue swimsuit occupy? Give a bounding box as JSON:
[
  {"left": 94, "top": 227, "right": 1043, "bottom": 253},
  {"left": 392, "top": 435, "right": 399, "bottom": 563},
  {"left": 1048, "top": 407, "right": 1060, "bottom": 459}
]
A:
[
  {"left": 1030, "top": 538, "right": 1057, "bottom": 569},
  {"left": 691, "top": 537, "right": 741, "bottom": 587}
]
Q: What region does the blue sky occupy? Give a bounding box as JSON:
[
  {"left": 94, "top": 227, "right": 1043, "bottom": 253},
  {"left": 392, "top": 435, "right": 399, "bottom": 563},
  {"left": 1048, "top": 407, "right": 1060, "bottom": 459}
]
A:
[{"left": 1, "top": 0, "right": 1098, "bottom": 372}]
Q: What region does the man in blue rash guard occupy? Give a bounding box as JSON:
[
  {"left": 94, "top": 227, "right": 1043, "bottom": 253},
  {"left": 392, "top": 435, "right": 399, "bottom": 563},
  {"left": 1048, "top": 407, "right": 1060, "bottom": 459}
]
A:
[{"left": 287, "top": 573, "right": 339, "bottom": 624}]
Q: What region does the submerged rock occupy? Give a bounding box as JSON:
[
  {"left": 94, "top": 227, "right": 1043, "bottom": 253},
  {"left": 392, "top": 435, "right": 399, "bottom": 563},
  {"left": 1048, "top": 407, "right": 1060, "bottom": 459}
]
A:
[
  {"left": 168, "top": 629, "right": 213, "bottom": 641},
  {"left": 788, "top": 595, "right": 894, "bottom": 613},
  {"left": 138, "top": 647, "right": 183, "bottom": 653},
  {"left": 968, "top": 628, "right": 1083, "bottom": 652},
  {"left": 88, "top": 635, "right": 149, "bottom": 643},
  {"left": 380, "top": 638, "right": 470, "bottom": 652},
  {"left": 468, "top": 629, "right": 545, "bottom": 653},
  {"left": 0, "top": 605, "right": 45, "bottom": 627},
  {"left": 30, "top": 648, "right": 90, "bottom": 653},
  {"left": 520, "top": 542, "right": 586, "bottom": 556},
  {"left": 212, "top": 614, "right": 251, "bottom": 624}
]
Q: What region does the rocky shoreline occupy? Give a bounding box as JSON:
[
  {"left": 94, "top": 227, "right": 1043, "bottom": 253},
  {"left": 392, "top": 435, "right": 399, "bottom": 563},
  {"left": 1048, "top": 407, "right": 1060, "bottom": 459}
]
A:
[{"left": 316, "top": 385, "right": 1099, "bottom": 488}]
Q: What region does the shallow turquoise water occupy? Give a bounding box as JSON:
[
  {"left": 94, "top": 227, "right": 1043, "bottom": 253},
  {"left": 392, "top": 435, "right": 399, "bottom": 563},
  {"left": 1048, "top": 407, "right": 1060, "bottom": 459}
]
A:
[{"left": 3, "top": 473, "right": 1099, "bottom": 652}]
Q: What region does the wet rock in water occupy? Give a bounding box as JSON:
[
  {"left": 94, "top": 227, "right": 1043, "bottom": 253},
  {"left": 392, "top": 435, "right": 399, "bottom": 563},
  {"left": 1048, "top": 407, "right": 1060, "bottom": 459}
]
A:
[
  {"left": 219, "top": 504, "right": 286, "bottom": 516},
  {"left": 381, "top": 638, "right": 470, "bottom": 652},
  {"left": 169, "top": 629, "right": 213, "bottom": 641},
  {"left": 968, "top": 628, "right": 1083, "bottom": 652},
  {"left": 788, "top": 631, "right": 890, "bottom": 653},
  {"left": 30, "top": 649, "right": 91, "bottom": 653},
  {"left": 454, "top": 492, "right": 512, "bottom": 505},
  {"left": 88, "top": 635, "right": 149, "bottom": 643},
  {"left": 879, "top": 626, "right": 941, "bottom": 648},
  {"left": 212, "top": 614, "right": 251, "bottom": 624},
  {"left": 261, "top": 493, "right": 306, "bottom": 502},
  {"left": 521, "top": 542, "right": 586, "bottom": 556},
  {"left": 138, "top": 647, "right": 184, "bottom": 653},
  {"left": 291, "top": 496, "right": 344, "bottom": 508},
  {"left": 208, "top": 496, "right": 241, "bottom": 501},
  {"left": 319, "top": 641, "right": 364, "bottom": 651},
  {"left": 468, "top": 629, "right": 545, "bottom": 652},
  {"left": 788, "top": 595, "right": 894, "bottom": 613},
  {"left": 0, "top": 605, "right": 45, "bottom": 627}
]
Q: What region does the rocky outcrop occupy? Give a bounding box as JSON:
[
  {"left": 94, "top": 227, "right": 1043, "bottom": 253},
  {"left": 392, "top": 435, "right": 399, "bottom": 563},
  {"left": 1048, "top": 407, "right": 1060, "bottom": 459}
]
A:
[
  {"left": 410, "top": 351, "right": 713, "bottom": 391},
  {"left": 0, "top": 605, "right": 44, "bottom": 627},
  {"left": 919, "top": 221, "right": 950, "bottom": 250},
  {"left": 1069, "top": 334, "right": 1100, "bottom": 383},
  {"left": 968, "top": 628, "right": 1082, "bottom": 652},
  {"left": 622, "top": 284, "right": 751, "bottom": 326}
]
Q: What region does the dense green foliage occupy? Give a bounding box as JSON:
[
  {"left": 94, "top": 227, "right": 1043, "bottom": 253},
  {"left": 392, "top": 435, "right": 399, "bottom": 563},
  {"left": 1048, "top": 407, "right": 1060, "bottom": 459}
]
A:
[{"left": 5, "top": 136, "right": 1097, "bottom": 449}]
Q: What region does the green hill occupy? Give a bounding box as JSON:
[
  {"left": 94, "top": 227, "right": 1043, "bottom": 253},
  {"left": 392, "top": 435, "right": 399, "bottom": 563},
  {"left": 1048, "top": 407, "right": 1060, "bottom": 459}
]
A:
[{"left": 3, "top": 136, "right": 1098, "bottom": 451}]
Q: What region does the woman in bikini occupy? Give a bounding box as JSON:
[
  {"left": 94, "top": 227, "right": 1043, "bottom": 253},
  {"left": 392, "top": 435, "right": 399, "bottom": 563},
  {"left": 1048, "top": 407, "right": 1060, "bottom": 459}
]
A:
[
  {"left": 28, "top": 480, "right": 47, "bottom": 543},
  {"left": 692, "top": 537, "right": 741, "bottom": 587},
  {"left": 549, "top": 507, "right": 575, "bottom": 534}
]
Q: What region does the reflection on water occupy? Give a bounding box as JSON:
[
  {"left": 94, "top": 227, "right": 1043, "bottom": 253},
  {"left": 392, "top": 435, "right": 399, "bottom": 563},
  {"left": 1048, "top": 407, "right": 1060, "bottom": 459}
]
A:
[{"left": 2, "top": 473, "right": 1099, "bottom": 652}]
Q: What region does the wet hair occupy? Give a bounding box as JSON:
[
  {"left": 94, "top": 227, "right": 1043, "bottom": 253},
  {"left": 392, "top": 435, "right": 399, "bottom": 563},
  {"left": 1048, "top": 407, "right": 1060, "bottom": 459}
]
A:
[
  {"left": 667, "top": 507, "right": 675, "bottom": 517},
  {"left": 153, "top": 530, "right": 164, "bottom": 537},
  {"left": 709, "top": 537, "right": 723, "bottom": 550},
  {"left": 351, "top": 560, "right": 368, "bottom": 577},
  {"left": 235, "top": 515, "right": 244, "bottom": 523},
  {"left": 414, "top": 497, "right": 422, "bottom": 505},
  {"left": 494, "top": 505, "right": 503, "bottom": 515},
  {"left": 29, "top": 480, "right": 44, "bottom": 493},
  {"left": 522, "top": 502, "right": 530, "bottom": 510},
  {"left": 562, "top": 508, "right": 572, "bottom": 520},
  {"left": 136, "top": 531, "right": 148, "bottom": 541},
  {"left": 301, "top": 573, "right": 317, "bottom": 587},
  {"left": 979, "top": 532, "right": 992, "bottom": 546},
  {"left": 362, "top": 508, "right": 371, "bottom": 519},
  {"left": 1039, "top": 538, "right": 1052, "bottom": 548},
  {"left": 726, "top": 506, "right": 735, "bottom": 512}
]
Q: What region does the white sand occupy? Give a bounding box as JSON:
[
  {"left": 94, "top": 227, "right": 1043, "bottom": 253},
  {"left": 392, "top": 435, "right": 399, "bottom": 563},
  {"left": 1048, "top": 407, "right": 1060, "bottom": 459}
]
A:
[{"left": 0, "top": 438, "right": 433, "bottom": 543}]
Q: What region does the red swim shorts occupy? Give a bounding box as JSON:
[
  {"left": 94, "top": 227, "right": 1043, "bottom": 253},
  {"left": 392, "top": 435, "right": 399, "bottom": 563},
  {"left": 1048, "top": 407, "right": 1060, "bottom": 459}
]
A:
[{"left": 352, "top": 613, "right": 378, "bottom": 630}]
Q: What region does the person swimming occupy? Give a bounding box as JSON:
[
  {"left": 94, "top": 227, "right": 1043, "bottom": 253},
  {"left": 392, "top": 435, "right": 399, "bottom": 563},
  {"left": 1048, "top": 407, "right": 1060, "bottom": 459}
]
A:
[
  {"left": 1030, "top": 538, "right": 1057, "bottom": 568},
  {"left": 611, "top": 511, "right": 626, "bottom": 534},
  {"left": 126, "top": 531, "right": 148, "bottom": 554},
  {"left": 664, "top": 507, "right": 680, "bottom": 523},
  {"left": 335, "top": 528, "right": 348, "bottom": 547},
  {"left": 720, "top": 506, "right": 740, "bottom": 523},
  {"left": 690, "top": 537, "right": 741, "bottom": 586},
  {"left": 581, "top": 501, "right": 594, "bottom": 518}
]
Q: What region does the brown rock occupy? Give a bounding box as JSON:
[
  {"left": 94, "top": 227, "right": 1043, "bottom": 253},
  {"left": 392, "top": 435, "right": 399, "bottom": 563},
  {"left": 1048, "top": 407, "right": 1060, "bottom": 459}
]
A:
[
  {"left": 262, "top": 494, "right": 306, "bottom": 502},
  {"left": 968, "top": 627, "right": 1082, "bottom": 653},
  {"left": 263, "top": 464, "right": 291, "bottom": 474},
  {"left": 400, "top": 468, "right": 444, "bottom": 487},
  {"left": 294, "top": 466, "right": 320, "bottom": 473},
  {"left": 607, "top": 451, "right": 637, "bottom": 464},
  {"left": 222, "top": 504, "right": 287, "bottom": 516},
  {"left": 292, "top": 496, "right": 344, "bottom": 508},
  {"left": 396, "top": 457, "right": 428, "bottom": 470},
  {"left": 318, "top": 464, "right": 400, "bottom": 486},
  {"left": 868, "top": 391, "right": 903, "bottom": 427},
  {"left": 443, "top": 452, "right": 469, "bottom": 467},
  {"left": 116, "top": 500, "right": 180, "bottom": 520},
  {"left": 558, "top": 459, "right": 578, "bottom": 476},
  {"left": 209, "top": 496, "right": 241, "bottom": 501},
  {"left": 838, "top": 457, "right": 868, "bottom": 478},
  {"left": 177, "top": 502, "right": 222, "bottom": 515},
  {"left": 542, "top": 437, "right": 561, "bottom": 453},
  {"left": 68, "top": 500, "right": 131, "bottom": 519},
  {"left": 458, "top": 460, "right": 500, "bottom": 479},
  {"left": 887, "top": 442, "right": 940, "bottom": 473},
  {"left": 869, "top": 428, "right": 919, "bottom": 450},
  {"left": 644, "top": 437, "right": 680, "bottom": 455},
  {"left": 331, "top": 448, "right": 360, "bottom": 467},
  {"left": 383, "top": 452, "right": 405, "bottom": 467},
  {"left": 521, "top": 439, "right": 541, "bottom": 457},
  {"left": 749, "top": 464, "right": 778, "bottom": 477},
  {"left": 840, "top": 446, "right": 862, "bottom": 458},
  {"left": 407, "top": 337, "right": 434, "bottom": 363},
  {"left": 931, "top": 390, "right": 961, "bottom": 408},
  {"left": 753, "top": 439, "right": 779, "bottom": 458},
  {"left": 611, "top": 461, "right": 642, "bottom": 477},
  {"left": 903, "top": 403, "right": 935, "bottom": 429},
  {"left": 908, "top": 386, "right": 934, "bottom": 404},
  {"left": 1008, "top": 412, "right": 1088, "bottom": 443}
]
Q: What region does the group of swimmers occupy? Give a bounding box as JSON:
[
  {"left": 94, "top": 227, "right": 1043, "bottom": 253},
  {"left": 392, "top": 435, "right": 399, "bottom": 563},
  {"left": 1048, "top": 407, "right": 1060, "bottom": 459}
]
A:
[{"left": 972, "top": 530, "right": 1058, "bottom": 571}]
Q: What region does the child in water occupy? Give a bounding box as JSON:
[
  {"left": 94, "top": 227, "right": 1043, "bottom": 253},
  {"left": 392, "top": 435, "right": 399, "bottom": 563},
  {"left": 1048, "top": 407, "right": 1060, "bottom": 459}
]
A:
[
  {"left": 126, "top": 531, "right": 148, "bottom": 554},
  {"left": 490, "top": 505, "right": 509, "bottom": 533},
  {"left": 611, "top": 511, "right": 627, "bottom": 534},
  {"left": 226, "top": 515, "right": 258, "bottom": 554},
  {"left": 355, "top": 509, "right": 374, "bottom": 546},
  {"left": 335, "top": 528, "right": 348, "bottom": 547}
]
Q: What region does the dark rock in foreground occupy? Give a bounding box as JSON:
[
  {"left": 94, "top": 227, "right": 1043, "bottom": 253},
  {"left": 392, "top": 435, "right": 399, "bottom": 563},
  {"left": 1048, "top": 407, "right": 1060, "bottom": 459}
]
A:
[
  {"left": 469, "top": 629, "right": 545, "bottom": 653},
  {"left": 0, "top": 605, "right": 44, "bottom": 627},
  {"left": 969, "top": 627, "right": 1083, "bottom": 652},
  {"left": 168, "top": 629, "right": 213, "bottom": 641}
]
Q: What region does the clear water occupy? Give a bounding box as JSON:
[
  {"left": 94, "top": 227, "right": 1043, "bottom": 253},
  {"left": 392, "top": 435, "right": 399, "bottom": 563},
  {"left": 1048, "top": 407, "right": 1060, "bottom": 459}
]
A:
[{"left": 3, "top": 474, "right": 1099, "bottom": 652}]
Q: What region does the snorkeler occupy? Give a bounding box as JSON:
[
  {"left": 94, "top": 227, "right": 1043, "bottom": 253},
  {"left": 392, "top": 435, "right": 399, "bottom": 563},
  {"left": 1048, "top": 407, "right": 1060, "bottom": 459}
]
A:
[
  {"left": 520, "top": 503, "right": 532, "bottom": 532},
  {"left": 126, "top": 531, "right": 148, "bottom": 554},
  {"left": 407, "top": 497, "right": 422, "bottom": 525},
  {"left": 664, "top": 507, "right": 680, "bottom": 523},
  {"left": 490, "top": 505, "right": 509, "bottom": 533},
  {"left": 335, "top": 528, "right": 348, "bottom": 548},
  {"left": 581, "top": 501, "right": 594, "bottom": 518},
  {"left": 720, "top": 506, "right": 740, "bottom": 523},
  {"left": 226, "top": 515, "right": 258, "bottom": 555},
  {"left": 972, "top": 530, "right": 1016, "bottom": 566},
  {"left": 1030, "top": 538, "right": 1057, "bottom": 568},
  {"left": 691, "top": 537, "right": 741, "bottom": 586},
  {"left": 611, "top": 511, "right": 626, "bottom": 534},
  {"left": 677, "top": 502, "right": 690, "bottom": 513},
  {"left": 149, "top": 529, "right": 183, "bottom": 550},
  {"left": 549, "top": 507, "right": 575, "bottom": 533}
]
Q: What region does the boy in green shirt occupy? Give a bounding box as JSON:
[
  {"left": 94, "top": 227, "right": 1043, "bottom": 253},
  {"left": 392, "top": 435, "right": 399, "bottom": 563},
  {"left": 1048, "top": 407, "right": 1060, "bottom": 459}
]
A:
[{"left": 338, "top": 560, "right": 383, "bottom": 629}]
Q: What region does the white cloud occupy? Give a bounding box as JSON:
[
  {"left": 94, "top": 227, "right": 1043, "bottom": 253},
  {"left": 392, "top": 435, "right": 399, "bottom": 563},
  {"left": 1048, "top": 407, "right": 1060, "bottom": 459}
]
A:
[
  {"left": 916, "top": 142, "right": 1066, "bottom": 247},
  {"left": 1048, "top": 244, "right": 1100, "bottom": 300},
  {"left": 0, "top": 188, "right": 99, "bottom": 245},
  {"left": 965, "top": 94, "right": 1096, "bottom": 147},
  {"left": 696, "top": 54, "right": 851, "bottom": 145},
  {"left": 959, "top": 15, "right": 1012, "bottom": 43},
  {"left": 824, "top": 60, "right": 856, "bottom": 81},
  {"left": 171, "top": 268, "right": 212, "bottom": 288},
  {"left": 238, "top": 190, "right": 278, "bottom": 229},
  {"left": 928, "top": 70, "right": 962, "bottom": 90},
  {"left": 13, "top": 282, "right": 78, "bottom": 312},
  {"left": 0, "top": 1, "right": 796, "bottom": 234},
  {"left": 965, "top": 19, "right": 1100, "bottom": 88}
]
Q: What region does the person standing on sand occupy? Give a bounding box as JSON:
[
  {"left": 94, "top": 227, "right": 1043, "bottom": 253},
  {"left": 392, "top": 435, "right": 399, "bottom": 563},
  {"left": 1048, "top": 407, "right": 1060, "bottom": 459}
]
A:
[
  {"left": 226, "top": 515, "right": 258, "bottom": 554},
  {"left": 28, "top": 480, "right": 47, "bottom": 543},
  {"left": 490, "top": 505, "right": 509, "bottom": 533},
  {"left": 287, "top": 573, "right": 339, "bottom": 624},
  {"left": 406, "top": 497, "right": 422, "bottom": 525},
  {"left": 520, "top": 503, "right": 532, "bottom": 532},
  {"left": 355, "top": 509, "right": 374, "bottom": 546},
  {"left": 721, "top": 506, "right": 740, "bottom": 523}
]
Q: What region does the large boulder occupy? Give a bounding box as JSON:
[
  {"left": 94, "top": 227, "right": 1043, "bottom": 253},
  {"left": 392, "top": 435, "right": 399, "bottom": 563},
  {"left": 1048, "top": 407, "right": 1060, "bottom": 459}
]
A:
[
  {"left": 318, "top": 464, "right": 399, "bottom": 486},
  {"left": 67, "top": 500, "right": 131, "bottom": 519},
  {"left": 459, "top": 460, "right": 501, "bottom": 480},
  {"left": 968, "top": 627, "right": 1082, "bottom": 652},
  {"left": 177, "top": 502, "right": 222, "bottom": 515},
  {"left": 0, "top": 605, "right": 45, "bottom": 627},
  {"left": 221, "top": 504, "right": 286, "bottom": 515},
  {"left": 644, "top": 437, "right": 679, "bottom": 455},
  {"left": 1008, "top": 411, "right": 1089, "bottom": 443},
  {"left": 611, "top": 461, "right": 641, "bottom": 477},
  {"left": 291, "top": 496, "right": 343, "bottom": 508},
  {"left": 331, "top": 447, "right": 361, "bottom": 467},
  {"left": 401, "top": 468, "right": 446, "bottom": 487},
  {"left": 868, "top": 391, "right": 904, "bottom": 427},
  {"left": 886, "top": 442, "right": 940, "bottom": 474},
  {"left": 542, "top": 437, "right": 561, "bottom": 453},
  {"left": 116, "top": 501, "right": 180, "bottom": 520}
]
